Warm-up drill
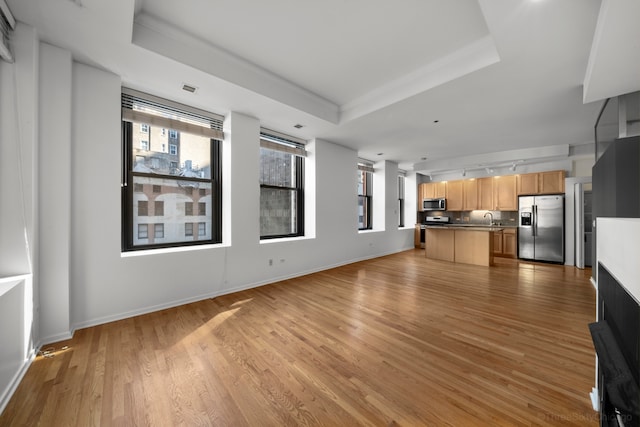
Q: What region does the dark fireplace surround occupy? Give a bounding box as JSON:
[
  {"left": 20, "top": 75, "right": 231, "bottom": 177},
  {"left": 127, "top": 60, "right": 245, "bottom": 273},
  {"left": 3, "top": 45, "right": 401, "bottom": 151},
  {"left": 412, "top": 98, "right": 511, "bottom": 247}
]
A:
[{"left": 589, "top": 264, "right": 640, "bottom": 426}]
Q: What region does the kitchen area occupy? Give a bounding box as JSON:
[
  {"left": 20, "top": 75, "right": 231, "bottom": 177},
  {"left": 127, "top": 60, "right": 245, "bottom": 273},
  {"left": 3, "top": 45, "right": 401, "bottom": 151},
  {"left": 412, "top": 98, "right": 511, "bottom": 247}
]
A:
[{"left": 414, "top": 170, "right": 566, "bottom": 266}]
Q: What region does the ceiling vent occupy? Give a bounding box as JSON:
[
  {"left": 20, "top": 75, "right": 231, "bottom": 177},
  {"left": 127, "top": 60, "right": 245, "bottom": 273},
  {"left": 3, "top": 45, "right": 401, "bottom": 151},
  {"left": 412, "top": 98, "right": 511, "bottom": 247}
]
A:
[
  {"left": 0, "top": 0, "right": 16, "bottom": 63},
  {"left": 182, "top": 84, "right": 198, "bottom": 94}
]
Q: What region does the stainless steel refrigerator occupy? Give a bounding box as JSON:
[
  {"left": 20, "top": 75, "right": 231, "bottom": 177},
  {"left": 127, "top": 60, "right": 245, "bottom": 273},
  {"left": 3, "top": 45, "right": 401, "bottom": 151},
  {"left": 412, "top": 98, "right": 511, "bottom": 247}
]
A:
[{"left": 518, "top": 195, "right": 564, "bottom": 263}]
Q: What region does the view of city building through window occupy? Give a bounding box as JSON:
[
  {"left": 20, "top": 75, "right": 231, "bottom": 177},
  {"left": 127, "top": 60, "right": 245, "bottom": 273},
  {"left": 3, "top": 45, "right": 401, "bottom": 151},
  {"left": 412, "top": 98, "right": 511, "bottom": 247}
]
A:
[
  {"left": 121, "top": 89, "right": 223, "bottom": 251},
  {"left": 130, "top": 124, "right": 213, "bottom": 246},
  {"left": 259, "top": 131, "right": 305, "bottom": 239}
]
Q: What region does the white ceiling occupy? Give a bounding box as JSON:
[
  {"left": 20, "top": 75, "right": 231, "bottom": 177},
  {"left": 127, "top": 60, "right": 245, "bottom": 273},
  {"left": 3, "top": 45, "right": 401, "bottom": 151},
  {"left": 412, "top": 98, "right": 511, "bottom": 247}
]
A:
[{"left": 7, "top": 0, "right": 640, "bottom": 173}]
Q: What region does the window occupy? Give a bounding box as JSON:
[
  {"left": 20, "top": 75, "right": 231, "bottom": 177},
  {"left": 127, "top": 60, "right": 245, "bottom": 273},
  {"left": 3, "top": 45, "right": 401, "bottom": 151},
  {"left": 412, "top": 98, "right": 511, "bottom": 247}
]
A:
[
  {"left": 358, "top": 162, "right": 373, "bottom": 230},
  {"left": 138, "top": 200, "right": 148, "bottom": 216},
  {"left": 398, "top": 174, "right": 405, "bottom": 227},
  {"left": 140, "top": 123, "right": 149, "bottom": 133},
  {"left": 198, "top": 202, "right": 206, "bottom": 216},
  {"left": 155, "top": 200, "right": 164, "bottom": 216},
  {"left": 138, "top": 224, "right": 148, "bottom": 239},
  {"left": 122, "top": 88, "right": 224, "bottom": 251},
  {"left": 259, "top": 129, "right": 306, "bottom": 239},
  {"left": 154, "top": 223, "right": 164, "bottom": 239},
  {"left": 198, "top": 222, "right": 206, "bottom": 236}
]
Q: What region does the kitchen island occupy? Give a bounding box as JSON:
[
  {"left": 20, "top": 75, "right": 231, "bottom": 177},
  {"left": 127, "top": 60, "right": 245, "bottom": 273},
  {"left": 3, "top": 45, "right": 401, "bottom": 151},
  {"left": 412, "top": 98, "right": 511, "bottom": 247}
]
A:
[{"left": 425, "top": 226, "right": 503, "bottom": 266}]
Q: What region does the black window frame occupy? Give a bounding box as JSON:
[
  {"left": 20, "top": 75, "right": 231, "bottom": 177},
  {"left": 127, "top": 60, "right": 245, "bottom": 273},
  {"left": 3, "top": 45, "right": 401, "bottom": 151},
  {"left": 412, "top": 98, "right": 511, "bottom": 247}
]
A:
[
  {"left": 398, "top": 174, "right": 405, "bottom": 227},
  {"left": 358, "top": 164, "right": 373, "bottom": 230},
  {"left": 259, "top": 131, "right": 306, "bottom": 240},
  {"left": 121, "top": 88, "right": 223, "bottom": 252}
]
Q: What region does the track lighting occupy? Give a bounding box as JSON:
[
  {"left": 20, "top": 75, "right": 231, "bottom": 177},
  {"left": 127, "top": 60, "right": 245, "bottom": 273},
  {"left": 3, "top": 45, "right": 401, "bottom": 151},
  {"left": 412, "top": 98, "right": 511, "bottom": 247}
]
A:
[
  {"left": 510, "top": 163, "right": 517, "bottom": 171},
  {"left": 462, "top": 169, "right": 466, "bottom": 177}
]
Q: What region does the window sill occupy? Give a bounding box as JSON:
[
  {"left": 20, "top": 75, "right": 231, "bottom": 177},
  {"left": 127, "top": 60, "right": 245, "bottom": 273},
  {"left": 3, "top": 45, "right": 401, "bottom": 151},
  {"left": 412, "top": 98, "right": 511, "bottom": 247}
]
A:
[
  {"left": 358, "top": 229, "right": 383, "bottom": 234},
  {"left": 121, "top": 243, "right": 229, "bottom": 258},
  {"left": 260, "top": 235, "right": 313, "bottom": 245}
]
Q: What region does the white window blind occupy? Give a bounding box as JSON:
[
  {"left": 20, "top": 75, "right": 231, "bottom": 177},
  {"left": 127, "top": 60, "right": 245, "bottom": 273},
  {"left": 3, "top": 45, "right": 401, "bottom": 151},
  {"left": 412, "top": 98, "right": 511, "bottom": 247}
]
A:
[
  {"left": 0, "top": 0, "right": 15, "bottom": 63},
  {"left": 122, "top": 88, "right": 225, "bottom": 141},
  {"left": 260, "top": 128, "right": 307, "bottom": 157},
  {"left": 357, "top": 160, "right": 374, "bottom": 173}
]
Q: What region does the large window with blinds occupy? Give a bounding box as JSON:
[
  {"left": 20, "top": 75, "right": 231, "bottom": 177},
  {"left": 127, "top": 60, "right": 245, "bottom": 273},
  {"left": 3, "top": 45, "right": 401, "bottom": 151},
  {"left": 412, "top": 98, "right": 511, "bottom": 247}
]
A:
[
  {"left": 358, "top": 162, "right": 373, "bottom": 230},
  {"left": 121, "top": 88, "right": 223, "bottom": 251},
  {"left": 260, "top": 129, "right": 305, "bottom": 239}
]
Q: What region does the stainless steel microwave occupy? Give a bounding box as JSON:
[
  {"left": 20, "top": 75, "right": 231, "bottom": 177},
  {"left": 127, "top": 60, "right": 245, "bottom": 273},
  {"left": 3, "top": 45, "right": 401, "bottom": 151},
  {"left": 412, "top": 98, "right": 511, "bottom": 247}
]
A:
[{"left": 423, "top": 198, "right": 446, "bottom": 211}]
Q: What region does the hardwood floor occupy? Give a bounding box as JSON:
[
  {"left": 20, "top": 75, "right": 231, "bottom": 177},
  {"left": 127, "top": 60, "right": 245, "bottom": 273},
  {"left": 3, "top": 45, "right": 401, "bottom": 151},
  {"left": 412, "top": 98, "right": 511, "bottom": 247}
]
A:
[{"left": 0, "top": 250, "right": 598, "bottom": 426}]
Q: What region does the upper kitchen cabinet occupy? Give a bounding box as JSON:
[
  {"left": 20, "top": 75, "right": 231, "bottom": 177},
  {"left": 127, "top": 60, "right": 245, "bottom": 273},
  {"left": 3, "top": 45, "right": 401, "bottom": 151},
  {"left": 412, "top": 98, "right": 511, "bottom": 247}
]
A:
[
  {"left": 478, "top": 177, "right": 494, "bottom": 210},
  {"left": 538, "top": 171, "right": 565, "bottom": 194},
  {"left": 516, "top": 173, "right": 538, "bottom": 195},
  {"left": 418, "top": 183, "right": 428, "bottom": 211},
  {"left": 418, "top": 182, "right": 446, "bottom": 211},
  {"left": 494, "top": 175, "right": 518, "bottom": 211},
  {"left": 517, "top": 171, "right": 565, "bottom": 195},
  {"left": 423, "top": 182, "right": 446, "bottom": 199},
  {"left": 463, "top": 179, "right": 478, "bottom": 211},
  {"left": 446, "top": 180, "right": 464, "bottom": 211}
]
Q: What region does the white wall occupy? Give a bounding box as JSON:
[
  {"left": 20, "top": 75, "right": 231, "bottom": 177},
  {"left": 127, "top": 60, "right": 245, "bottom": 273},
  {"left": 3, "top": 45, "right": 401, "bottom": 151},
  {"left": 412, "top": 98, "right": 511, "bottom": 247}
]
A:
[
  {"left": 0, "top": 24, "right": 39, "bottom": 414},
  {"left": 38, "top": 43, "right": 72, "bottom": 342},
  {"left": 59, "top": 53, "right": 414, "bottom": 334},
  {"left": 596, "top": 218, "right": 640, "bottom": 301}
]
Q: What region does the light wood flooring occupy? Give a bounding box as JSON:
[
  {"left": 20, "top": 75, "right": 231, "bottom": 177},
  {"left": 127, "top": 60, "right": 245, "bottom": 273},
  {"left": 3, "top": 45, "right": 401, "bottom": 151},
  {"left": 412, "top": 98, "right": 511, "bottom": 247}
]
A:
[{"left": 0, "top": 250, "right": 598, "bottom": 426}]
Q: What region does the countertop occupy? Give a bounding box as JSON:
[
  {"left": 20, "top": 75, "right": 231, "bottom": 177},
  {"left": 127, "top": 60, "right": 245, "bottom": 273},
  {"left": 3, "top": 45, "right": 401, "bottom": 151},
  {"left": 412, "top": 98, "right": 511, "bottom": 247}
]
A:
[{"left": 424, "top": 225, "right": 505, "bottom": 232}]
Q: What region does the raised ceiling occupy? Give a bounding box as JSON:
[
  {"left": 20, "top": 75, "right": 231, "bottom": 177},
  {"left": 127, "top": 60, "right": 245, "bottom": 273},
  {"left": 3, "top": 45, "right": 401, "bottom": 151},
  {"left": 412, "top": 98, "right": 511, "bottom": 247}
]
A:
[{"left": 7, "top": 0, "right": 639, "bottom": 172}]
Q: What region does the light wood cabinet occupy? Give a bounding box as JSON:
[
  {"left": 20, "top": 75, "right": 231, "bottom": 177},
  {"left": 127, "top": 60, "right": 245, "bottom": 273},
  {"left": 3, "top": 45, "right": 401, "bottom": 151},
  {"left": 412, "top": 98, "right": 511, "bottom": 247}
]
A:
[
  {"left": 493, "top": 230, "right": 503, "bottom": 255},
  {"left": 454, "top": 230, "right": 494, "bottom": 266},
  {"left": 502, "top": 228, "right": 517, "bottom": 258},
  {"left": 414, "top": 225, "right": 421, "bottom": 248},
  {"left": 478, "top": 177, "right": 494, "bottom": 210},
  {"left": 423, "top": 182, "right": 446, "bottom": 199},
  {"left": 539, "top": 170, "right": 565, "bottom": 194},
  {"left": 445, "top": 180, "right": 464, "bottom": 211},
  {"left": 517, "top": 173, "right": 538, "bottom": 195},
  {"left": 418, "top": 170, "right": 564, "bottom": 213},
  {"left": 425, "top": 228, "right": 455, "bottom": 262},
  {"left": 418, "top": 183, "right": 427, "bottom": 211},
  {"left": 494, "top": 175, "right": 517, "bottom": 211},
  {"left": 517, "top": 171, "right": 565, "bottom": 195},
  {"left": 463, "top": 179, "right": 478, "bottom": 211}
]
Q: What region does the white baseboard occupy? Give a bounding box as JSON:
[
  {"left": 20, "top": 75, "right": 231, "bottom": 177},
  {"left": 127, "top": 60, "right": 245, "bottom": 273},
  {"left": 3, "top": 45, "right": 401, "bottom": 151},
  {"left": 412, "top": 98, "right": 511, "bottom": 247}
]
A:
[{"left": 0, "top": 349, "right": 38, "bottom": 416}]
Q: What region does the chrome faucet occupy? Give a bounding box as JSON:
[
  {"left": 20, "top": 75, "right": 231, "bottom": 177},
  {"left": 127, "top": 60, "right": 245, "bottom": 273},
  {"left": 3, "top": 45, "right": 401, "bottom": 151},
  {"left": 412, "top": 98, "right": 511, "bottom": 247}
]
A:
[{"left": 484, "top": 212, "right": 494, "bottom": 226}]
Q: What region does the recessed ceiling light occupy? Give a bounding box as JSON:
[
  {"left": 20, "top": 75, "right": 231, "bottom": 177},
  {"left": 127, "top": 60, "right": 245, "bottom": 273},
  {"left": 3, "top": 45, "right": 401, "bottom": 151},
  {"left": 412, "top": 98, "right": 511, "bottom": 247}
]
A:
[
  {"left": 421, "top": 156, "right": 427, "bottom": 161},
  {"left": 433, "top": 120, "right": 439, "bottom": 123},
  {"left": 293, "top": 124, "right": 304, "bottom": 129},
  {"left": 182, "top": 84, "right": 197, "bottom": 93},
  {"left": 377, "top": 153, "right": 384, "bottom": 156}
]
